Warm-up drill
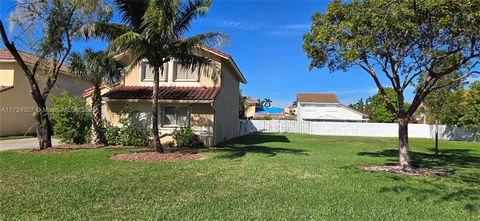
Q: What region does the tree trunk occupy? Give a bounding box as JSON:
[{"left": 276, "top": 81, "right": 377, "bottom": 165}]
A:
[
  {"left": 398, "top": 117, "right": 412, "bottom": 171},
  {"left": 434, "top": 120, "right": 439, "bottom": 157},
  {"left": 34, "top": 100, "right": 52, "bottom": 149},
  {"left": 152, "top": 65, "right": 163, "bottom": 152},
  {"left": 91, "top": 85, "right": 103, "bottom": 144}
]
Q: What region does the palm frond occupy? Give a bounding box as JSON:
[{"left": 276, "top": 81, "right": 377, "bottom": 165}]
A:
[
  {"left": 68, "top": 51, "right": 89, "bottom": 81},
  {"left": 142, "top": 0, "right": 177, "bottom": 42},
  {"left": 174, "top": 0, "right": 212, "bottom": 36},
  {"left": 114, "top": 0, "right": 149, "bottom": 30},
  {"left": 79, "top": 22, "right": 130, "bottom": 41},
  {"left": 109, "top": 31, "right": 147, "bottom": 56},
  {"left": 179, "top": 31, "right": 230, "bottom": 49},
  {"left": 68, "top": 49, "right": 123, "bottom": 85}
]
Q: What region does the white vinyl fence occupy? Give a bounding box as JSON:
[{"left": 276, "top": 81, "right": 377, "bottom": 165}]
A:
[{"left": 239, "top": 120, "right": 480, "bottom": 142}]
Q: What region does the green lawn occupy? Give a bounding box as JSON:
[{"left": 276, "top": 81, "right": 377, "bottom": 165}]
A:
[
  {"left": 0, "top": 133, "right": 479, "bottom": 220},
  {"left": 0, "top": 134, "right": 35, "bottom": 140}
]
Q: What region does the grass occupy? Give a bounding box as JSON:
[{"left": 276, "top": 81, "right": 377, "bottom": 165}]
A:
[
  {"left": 0, "top": 133, "right": 479, "bottom": 220},
  {"left": 0, "top": 134, "right": 35, "bottom": 141}
]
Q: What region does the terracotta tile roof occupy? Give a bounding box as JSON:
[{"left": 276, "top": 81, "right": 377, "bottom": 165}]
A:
[
  {"left": 247, "top": 98, "right": 259, "bottom": 105},
  {"left": 0, "top": 49, "right": 67, "bottom": 72},
  {"left": 103, "top": 86, "right": 221, "bottom": 101},
  {"left": 81, "top": 83, "right": 119, "bottom": 97},
  {"left": 0, "top": 85, "right": 14, "bottom": 93},
  {"left": 297, "top": 93, "right": 339, "bottom": 103}
]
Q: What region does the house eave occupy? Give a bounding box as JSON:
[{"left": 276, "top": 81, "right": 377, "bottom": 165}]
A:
[{"left": 103, "top": 98, "right": 214, "bottom": 104}]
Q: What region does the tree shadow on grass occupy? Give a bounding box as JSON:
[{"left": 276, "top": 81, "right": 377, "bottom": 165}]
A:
[
  {"left": 358, "top": 147, "right": 480, "bottom": 214},
  {"left": 377, "top": 175, "right": 480, "bottom": 215},
  {"left": 220, "top": 133, "right": 292, "bottom": 145},
  {"left": 357, "top": 148, "right": 480, "bottom": 169},
  {"left": 213, "top": 145, "right": 309, "bottom": 159},
  {"left": 212, "top": 134, "right": 308, "bottom": 159}
]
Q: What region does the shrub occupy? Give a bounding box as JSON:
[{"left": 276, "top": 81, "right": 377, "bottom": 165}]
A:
[
  {"left": 263, "top": 115, "right": 272, "bottom": 120},
  {"left": 104, "top": 126, "right": 120, "bottom": 145},
  {"left": 50, "top": 92, "right": 91, "bottom": 144},
  {"left": 164, "top": 141, "right": 176, "bottom": 149},
  {"left": 172, "top": 127, "right": 204, "bottom": 148},
  {"left": 119, "top": 126, "right": 150, "bottom": 146},
  {"left": 112, "top": 104, "right": 151, "bottom": 146}
]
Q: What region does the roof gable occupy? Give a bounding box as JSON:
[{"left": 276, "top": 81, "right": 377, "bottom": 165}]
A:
[
  {"left": 0, "top": 49, "right": 68, "bottom": 73},
  {"left": 297, "top": 93, "right": 339, "bottom": 103}
]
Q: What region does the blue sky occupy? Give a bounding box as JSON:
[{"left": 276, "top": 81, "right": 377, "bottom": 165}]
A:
[{"left": 0, "top": 0, "right": 410, "bottom": 107}]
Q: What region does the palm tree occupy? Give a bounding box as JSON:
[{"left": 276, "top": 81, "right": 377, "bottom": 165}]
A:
[
  {"left": 86, "top": 0, "right": 227, "bottom": 152},
  {"left": 68, "top": 49, "right": 122, "bottom": 144},
  {"left": 262, "top": 98, "right": 272, "bottom": 107}
]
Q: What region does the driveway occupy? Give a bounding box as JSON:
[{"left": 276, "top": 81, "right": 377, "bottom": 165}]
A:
[{"left": 0, "top": 138, "right": 61, "bottom": 151}]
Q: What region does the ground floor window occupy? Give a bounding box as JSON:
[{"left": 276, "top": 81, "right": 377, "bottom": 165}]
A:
[{"left": 163, "top": 105, "right": 189, "bottom": 127}]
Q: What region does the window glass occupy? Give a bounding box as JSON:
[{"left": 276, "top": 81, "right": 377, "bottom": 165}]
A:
[
  {"left": 163, "top": 106, "right": 189, "bottom": 126},
  {"left": 164, "top": 106, "right": 176, "bottom": 125},
  {"left": 141, "top": 62, "right": 166, "bottom": 81},
  {"left": 177, "top": 107, "right": 188, "bottom": 126},
  {"left": 174, "top": 63, "right": 198, "bottom": 80}
]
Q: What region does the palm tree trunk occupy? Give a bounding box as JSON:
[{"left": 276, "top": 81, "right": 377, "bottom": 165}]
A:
[
  {"left": 152, "top": 65, "right": 163, "bottom": 152},
  {"left": 91, "top": 85, "right": 103, "bottom": 144},
  {"left": 398, "top": 116, "right": 412, "bottom": 171}
]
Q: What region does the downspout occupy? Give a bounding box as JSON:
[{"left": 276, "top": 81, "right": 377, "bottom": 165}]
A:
[{"left": 211, "top": 101, "right": 216, "bottom": 146}]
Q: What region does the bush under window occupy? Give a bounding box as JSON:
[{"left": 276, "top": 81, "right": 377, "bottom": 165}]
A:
[
  {"left": 104, "top": 105, "right": 151, "bottom": 146},
  {"left": 172, "top": 127, "right": 204, "bottom": 148}
]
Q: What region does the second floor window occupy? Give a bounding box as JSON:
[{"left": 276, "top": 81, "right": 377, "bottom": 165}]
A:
[
  {"left": 141, "top": 62, "right": 167, "bottom": 82},
  {"left": 174, "top": 62, "right": 199, "bottom": 81}
]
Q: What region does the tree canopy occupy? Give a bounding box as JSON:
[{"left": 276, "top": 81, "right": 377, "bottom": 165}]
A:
[
  {"left": 303, "top": 0, "right": 480, "bottom": 170},
  {"left": 304, "top": 0, "right": 480, "bottom": 119}
]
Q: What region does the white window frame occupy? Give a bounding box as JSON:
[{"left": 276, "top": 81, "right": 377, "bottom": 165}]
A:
[
  {"left": 162, "top": 105, "right": 191, "bottom": 127},
  {"left": 141, "top": 61, "right": 168, "bottom": 82},
  {"left": 173, "top": 62, "right": 200, "bottom": 82}
]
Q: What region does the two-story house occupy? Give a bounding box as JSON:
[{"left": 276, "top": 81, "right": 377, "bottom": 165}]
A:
[
  {"left": 296, "top": 93, "right": 368, "bottom": 122},
  {"left": 83, "top": 46, "right": 246, "bottom": 146},
  {"left": 0, "top": 49, "right": 91, "bottom": 136}
]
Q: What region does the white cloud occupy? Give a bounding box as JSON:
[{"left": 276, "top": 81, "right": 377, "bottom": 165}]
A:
[
  {"left": 282, "top": 23, "right": 310, "bottom": 30},
  {"left": 216, "top": 20, "right": 261, "bottom": 30},
  {"left": 328, "top": 87, "right": 378, "bottom": 96}
]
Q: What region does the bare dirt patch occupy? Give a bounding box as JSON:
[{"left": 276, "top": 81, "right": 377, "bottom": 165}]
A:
[
  {"left": 360, "top": 165, "right": 453, "bottom": 177},
  {"left": 111, "top": 152, "right": 206, "bottom": 163}
]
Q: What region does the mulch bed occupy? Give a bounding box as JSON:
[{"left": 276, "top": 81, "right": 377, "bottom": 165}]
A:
[
  {"left": 111, "top": 152, "right": 206, "bottom": 163},
  {"left": 360, "top": 165, "right": 453, "bottom": 177},
  {"left": 20, "top": 144, "right": 149, "bottom": 154}
]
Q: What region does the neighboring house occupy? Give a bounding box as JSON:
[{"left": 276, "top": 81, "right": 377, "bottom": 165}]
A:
[
  {"left": 0, "top": 49, "right": 91, "bottom": 136},
  {"left": 253, "top": 106, "right": 295, "bottom": 120},
  {"left": 83, "top": 46, "right": 247, "bottom": 146},
  {"left": 285, "top": 104, "right": 297, "bottom": 116},
  {"left": 296, "top": 93, "right": 368, "bottom": 122},
  {"left": 244, "top": 98, "right": 260, "bottom": 119}
]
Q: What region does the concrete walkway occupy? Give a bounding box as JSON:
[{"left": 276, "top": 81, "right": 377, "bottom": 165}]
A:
[{"left": 0, "top": 138, "right": 61, "bottom": 151}]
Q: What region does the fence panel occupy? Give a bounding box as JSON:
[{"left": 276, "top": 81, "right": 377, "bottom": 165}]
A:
[{"left": 238, "top": 120, "right": 479, "bottom": 142}]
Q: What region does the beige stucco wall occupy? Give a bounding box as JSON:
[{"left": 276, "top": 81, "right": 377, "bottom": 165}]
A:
[
  {"left": 0, "top": 62, "right": 90, "bottom": 136},
  {"left": 213, "top": 63, "right": 240, "bottom": 144},
  {"left": 100, "top": 101, "right": 215, "bottom": 146},
  {"left": 245, "top": 105, "right": 256, "bottom": 118},
  {"left": 98, "top": 51, "right": 243, "bottom": 146},
  {"left": 123, "top": 59, "right": 221, "bottom": 87}
]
